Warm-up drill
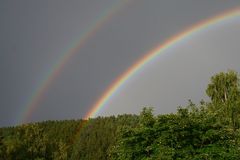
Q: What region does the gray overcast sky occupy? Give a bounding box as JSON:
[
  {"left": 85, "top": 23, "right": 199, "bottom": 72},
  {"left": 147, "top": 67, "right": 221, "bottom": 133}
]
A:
[{"left": 1, "top": 0, "right": 240, "bottom": 127}]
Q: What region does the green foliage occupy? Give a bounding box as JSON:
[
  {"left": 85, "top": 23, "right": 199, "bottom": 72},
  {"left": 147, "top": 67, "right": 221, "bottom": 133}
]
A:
[
  {"left": 109, "top": 107, "right": 155, "bottom": 160},
  {"left": 0, "top": 120, "right": 82, "bottom": 159},
  {"left": 206, "top": 70, "right": 240, "bottom": 147},
  {"left": 52, "top": 140, "right": 68, "bottom": 160},
  {"left": 70, "top": 115, "right": 139, "bottom": 160},
  {"left": 109, "top": 70, "right": 240, "bottom": 159},
  {"left": 1, "top": 70, "right": 240, "bottom": 159},
  {"left": 206, "top": 70, "right": 240, "bottom": 129},
  {"left": 206, "top": 70, "right": 239, "bottom": 104}
]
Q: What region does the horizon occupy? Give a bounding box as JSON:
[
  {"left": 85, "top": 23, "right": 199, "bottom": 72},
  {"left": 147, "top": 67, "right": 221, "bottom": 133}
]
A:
[{"left": 1, "top": 1, "right": 240, "bottom": 127}]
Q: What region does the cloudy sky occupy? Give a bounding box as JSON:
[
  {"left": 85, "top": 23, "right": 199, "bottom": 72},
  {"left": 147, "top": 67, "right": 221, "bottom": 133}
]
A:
[{"left": 1, "top": 0, "right": 240, "bottom": 127}]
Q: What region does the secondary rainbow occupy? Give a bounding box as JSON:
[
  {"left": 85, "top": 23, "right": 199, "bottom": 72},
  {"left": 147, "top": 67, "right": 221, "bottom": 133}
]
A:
[
  {"left": 85, "top": 7, "right": 240, "bottom": 119},
  {"left": 20, "top": 0, "right": 131, "bottom": 124}
]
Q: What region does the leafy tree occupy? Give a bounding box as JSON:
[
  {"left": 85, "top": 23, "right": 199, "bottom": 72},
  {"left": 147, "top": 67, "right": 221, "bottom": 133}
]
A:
[
  {"left": 206, "top": 70, "right": 240, "bottom": 145},
  {"left": 206, "top": 70, "right": 239, "bottom": 104},
  {"left": 1, "top": 134, "right": 23, "bottom": 159},
  {"left": 206, "top": 70, "right": 240, "bottom": 128},
  {"left": 52, "top": 140, "right": 68, "bottom": 160},
  {"left": 109, "top": 107, "right": 155, "bottom": 160},
  {"left": 19, "top": 124, "right": 48, "bottom": 159}
]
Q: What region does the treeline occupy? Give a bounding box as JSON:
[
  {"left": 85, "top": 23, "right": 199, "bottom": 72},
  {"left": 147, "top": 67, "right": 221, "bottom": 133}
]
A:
[
  {"left": 109, "top": 70, "right": 240, "bottom": 159},
  {"left": 0, "top": 115, "right": 139, "bottom": 159},
  {"left": 1, "top": 70, "right": 240, "bottom": 159}
]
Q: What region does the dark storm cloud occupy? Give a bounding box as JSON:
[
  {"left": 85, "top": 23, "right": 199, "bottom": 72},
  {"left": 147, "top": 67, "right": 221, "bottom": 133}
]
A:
[{"left": 0, "top": 0, "right": 240, "bottom": 126}]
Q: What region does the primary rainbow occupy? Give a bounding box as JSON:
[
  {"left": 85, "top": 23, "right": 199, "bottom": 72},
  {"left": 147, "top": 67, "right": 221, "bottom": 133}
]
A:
[
  {"left": 20, "top": 0, "right": 131, "bottom": 124},
  {"left": 85, "top": 7, "right": 240, "bottom": 119}
]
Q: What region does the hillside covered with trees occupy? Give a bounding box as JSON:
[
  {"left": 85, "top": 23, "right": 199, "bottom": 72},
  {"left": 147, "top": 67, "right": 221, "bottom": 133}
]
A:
[{"left": 1, "top": 70, "right": 240, "bottom": 159}]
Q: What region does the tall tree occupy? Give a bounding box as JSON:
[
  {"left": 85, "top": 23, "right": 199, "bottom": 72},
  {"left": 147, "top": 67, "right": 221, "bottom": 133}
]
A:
[{"left": 206, "top": 70, "right": 240, "bottom": 131}]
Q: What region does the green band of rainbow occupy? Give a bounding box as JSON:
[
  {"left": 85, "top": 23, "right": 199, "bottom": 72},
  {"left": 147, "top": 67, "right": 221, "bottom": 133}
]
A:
[{"left": 85, "top": 7, "right": 240, "bottom": 119}]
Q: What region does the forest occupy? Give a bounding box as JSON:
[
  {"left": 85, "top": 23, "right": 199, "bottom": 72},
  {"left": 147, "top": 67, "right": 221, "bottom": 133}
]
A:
[{"left": 1, "top": 70, "right": 240, "bottom": 159}]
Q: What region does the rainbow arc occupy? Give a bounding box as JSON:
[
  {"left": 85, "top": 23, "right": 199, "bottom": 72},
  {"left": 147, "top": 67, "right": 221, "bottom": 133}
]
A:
[{"left": 19, "top": 5, "right": 240, "bottom": 124}]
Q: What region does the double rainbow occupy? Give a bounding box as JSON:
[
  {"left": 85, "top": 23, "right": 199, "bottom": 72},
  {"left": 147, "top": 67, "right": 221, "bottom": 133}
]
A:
[{"left": 20, "top": 5, "right": 240, "bottom": 124}]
